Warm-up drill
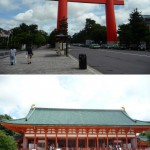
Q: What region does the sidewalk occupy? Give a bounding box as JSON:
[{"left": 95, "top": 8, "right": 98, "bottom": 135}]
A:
[{"left": 0, "top": 46, "right": 100, "bottom": 74}]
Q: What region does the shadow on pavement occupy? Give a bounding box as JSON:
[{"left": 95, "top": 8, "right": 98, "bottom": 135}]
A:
[{"left": 44, "top": 54, "right": 58, "bottom": 57}]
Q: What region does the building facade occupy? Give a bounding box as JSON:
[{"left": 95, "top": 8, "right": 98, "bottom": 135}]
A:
[
  {"left": 0, "top": 28, "right": 10, "bottom": 38},
  {"left": 143, "top": 15, "right": 150, "bottom": 32},
  {"left": 1, "top": 107, "right": 150, "bottom": 150}
]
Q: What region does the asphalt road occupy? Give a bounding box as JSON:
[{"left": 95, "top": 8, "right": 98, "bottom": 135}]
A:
[{"left": 69, "top": 46, "right": 150, "bottom": 74}]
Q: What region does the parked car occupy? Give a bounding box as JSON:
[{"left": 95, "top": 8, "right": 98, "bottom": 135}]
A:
[
  {"left": 119, "top": 45, "right": 127, "bottom": 50},
  {"left": 137, "top": 44, "right": 146, "bottom": 51},
  {"left": 89, "top": 44, "right": 100, "bottom": 49},
  {"left": 111, "top": 44, "right": 120, "bottom": 49},
  {"left": 100, "top": 44, "right": 109, "bottom": 49}
]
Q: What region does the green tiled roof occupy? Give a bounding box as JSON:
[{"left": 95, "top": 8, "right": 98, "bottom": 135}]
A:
[
  {"left": 137, "top": 136, "right": 149, "bottom": 142},
  {"left": 2, "top": 108, "right": 150, "bottom": 126}
]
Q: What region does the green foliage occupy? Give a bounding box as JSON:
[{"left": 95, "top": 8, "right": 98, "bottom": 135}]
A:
[
  {"left": 146, "top": 130, "right": 150, "bottom": 143},
  {"left": 139, "top": 132, "right": 146, "bottom": 136},
  {"left": 0, "top": 130, "right": 17, "bottom": 150},
  {"left": 71, "top": 18, "right": 106, "bottom": 44},
  {"left": 118, "top": 24, "right": 132, "bottom": 47},
  {"left": 0, "top": 115, "right": 14, "bottom": 136},
  {"left": 139, "top": 130, "right": 150, "bottom": 144},
  {"left": 58, "top": 17, "right": 68, "bottom": 35},
  {"left": 0, "top": 37, "right": 9, "bottom": 49},
  {"left": 7, "top": 23, "right": 48, "bottom": 49},
  {"left": 48, "top": 18, "right": 68, "bottom": 47},
  {"left": 48, "top": 18, "right": 106, "bottom": 46},
  {"left": 34, "top": 31, "right": 47, "bottom": 47},
  {"left": 118, "top": 8, "right": 150, "bottom": 47},
  {"left": 129, "top": 8, "right": 149, "bottom": 44},
  {"left": 48, "top": 29, "right": 59, "bottom": 47}
]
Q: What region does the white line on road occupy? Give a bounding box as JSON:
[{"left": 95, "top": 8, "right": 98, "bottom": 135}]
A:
[{"left": 100, "top": 49, "right": 150, "bottom": 58}]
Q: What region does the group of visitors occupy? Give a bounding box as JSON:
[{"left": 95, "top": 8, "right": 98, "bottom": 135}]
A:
[
  {"left": 9, "top": 45, "right": 33, "bottom": 65},
  {"left": 49, "top": 143, "right": 55, "bottom": 150}
]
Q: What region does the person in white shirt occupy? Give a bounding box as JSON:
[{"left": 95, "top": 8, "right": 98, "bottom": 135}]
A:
[{"left": 10, "top": 47, "right": 16, "bottom": 65}]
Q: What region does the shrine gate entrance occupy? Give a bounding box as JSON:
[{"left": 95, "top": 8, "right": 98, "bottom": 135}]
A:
[{"left": 52, "top": 0, "right": 124, "bottom": 44}]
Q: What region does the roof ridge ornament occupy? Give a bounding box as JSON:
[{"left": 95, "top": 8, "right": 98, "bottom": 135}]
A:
[
  {"left": 31, "top": 104, "right": 36, "bottom": 109},
  {"left": 25, "top": 104, "right": 36, "bottom": 121},
  {"left": 121, "top": 107, "right": 125, "bottom": 112}
]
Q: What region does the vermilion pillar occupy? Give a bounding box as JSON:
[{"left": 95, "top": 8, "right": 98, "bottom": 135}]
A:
[
  {"left": 126, "top": 132, "right": 128, "bottom": 150},
  {"left": 76, "top": 129, "right": 79, "bottom": 150},
  {"left": 34, "top": 130, "right": 36, "bottom": 149},
  {"left": 57, "top": 0, "right": 68, "bottom": 29},
  {"left": 86, "top": 129, "right": 89, "bottom": 149},
  {"left": 106, "top": 0, "right": 117, "bottom": 44}
]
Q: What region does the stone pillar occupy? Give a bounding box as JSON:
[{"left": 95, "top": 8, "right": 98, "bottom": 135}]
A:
[{"left": 105, "top": 0, "right": 117, "bottom": 44}]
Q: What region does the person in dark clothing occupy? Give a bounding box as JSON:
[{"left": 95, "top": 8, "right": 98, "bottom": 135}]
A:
[{"left": 26, "top": 45, "right": 33, "bottom": 64}]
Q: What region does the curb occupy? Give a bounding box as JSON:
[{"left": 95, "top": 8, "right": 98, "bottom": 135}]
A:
[{"left": 69, "top": 54, "right": 102, "bottom": 74}]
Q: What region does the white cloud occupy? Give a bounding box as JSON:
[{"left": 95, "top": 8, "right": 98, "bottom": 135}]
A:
[
  {"left": 0, "top": 0, "right": 18, "bottom": 10},
  {"left": 13, "top": 1, "right": 58, "bottom": 32},
  {"left": 0, "top": 75, "right": 150, "bottom": 122},
  {"left": 1, "top": 0, "right": 150, "bottom": 36},
  {"left": 115, "top": 0, "right": 150, "bottom": 27},
  {"left": 0, "top": 18, "right": 19, "bottom": 30},
  {"left": 15, "top": 2, "right": 58, "bottom": 22},
  {"left": 68, "top": 3, "right": 97, "bottom": 17},
  {"left": 15, "top": 9, "right": 34, "bottom": 22}
]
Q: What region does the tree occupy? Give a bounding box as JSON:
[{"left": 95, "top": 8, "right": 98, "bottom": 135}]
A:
[
  {"left": 71, "top": 29, "right": 86, "bottom": 43},
  {"left": 71, "top": 18, "right": 106, "bottom": 44},
  {"left": 118, "top": 24, "right": 132, "bottom": 47},
  {"left": 118, "top": 8, "right": 150, "bottom": 48},
  {"left": 34, "top": 30, "right": 48, "bottom": 47},
  {"left": 129, "top": 8, "right": 149, "bottom": 45},
  {"left": 91, "top": 24, "right": 106, "bottom": 43},
  {"left": 0, "top": 114, "right": 14, "bottom": 136},
  {"left": 146, "top": 130, "right": 150, "bottom": 144},
  {"left": 48, "top": 29, "right": 59, "bottom": 47},
  {"left": 9, "top": 23, "right": 48, "bottom": 48},
  {"left": 84, "top": 18, "right": 96, "bottom": 39},
  {"left": 0, "top": 130, "right": 17, "bottom": 150},
  {"left": 58, "top": 17, "right": 68, "bottom": 35}
]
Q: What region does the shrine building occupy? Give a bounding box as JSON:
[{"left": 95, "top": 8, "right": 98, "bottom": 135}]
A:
[{"left": 1, "top": 106, "right": 150, "bottom": 150}]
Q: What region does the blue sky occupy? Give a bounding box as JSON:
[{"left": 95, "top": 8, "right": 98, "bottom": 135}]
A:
[
  {"left": 0, "top": 75, "right": 150, "bottom": 122},
  {"left": 0, "top": 0, "right": 150, "bottom": 35}
]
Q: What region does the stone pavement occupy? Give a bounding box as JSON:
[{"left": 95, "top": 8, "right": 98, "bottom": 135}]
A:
[{"left": 0, "top": 46, "right": 100, "bottom": 74}]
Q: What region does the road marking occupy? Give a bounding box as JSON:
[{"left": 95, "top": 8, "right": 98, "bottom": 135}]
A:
[{"left": 99, "top": 49, "right": 150, "bottom": 58}]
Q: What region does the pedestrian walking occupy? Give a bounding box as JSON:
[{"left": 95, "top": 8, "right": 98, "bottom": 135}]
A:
[
  {"left": 26, "top": 45, "right": 33, "bottom": 64},
  {"left": 10, "top": 47, "right": 16, "bottom": 65}
]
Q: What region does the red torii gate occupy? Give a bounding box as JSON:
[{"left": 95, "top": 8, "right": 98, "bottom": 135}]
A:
[{"left": 56, "top": 0, "right": 124, "bottom": 44}]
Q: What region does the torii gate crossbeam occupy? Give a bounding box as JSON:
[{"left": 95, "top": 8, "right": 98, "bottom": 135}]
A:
[{"left": 52, "top": 0, "right": 124, "bottom": 44}]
